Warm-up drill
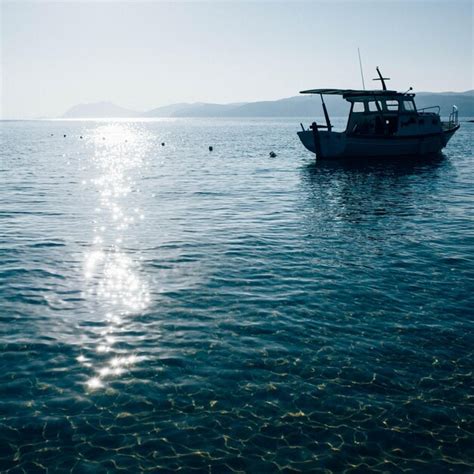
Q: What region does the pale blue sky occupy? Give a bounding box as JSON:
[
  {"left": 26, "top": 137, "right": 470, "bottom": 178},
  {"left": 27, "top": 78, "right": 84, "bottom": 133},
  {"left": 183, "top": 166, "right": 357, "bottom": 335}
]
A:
[{"left": 1, "top": 0, "right": 472, "bottom": 118}]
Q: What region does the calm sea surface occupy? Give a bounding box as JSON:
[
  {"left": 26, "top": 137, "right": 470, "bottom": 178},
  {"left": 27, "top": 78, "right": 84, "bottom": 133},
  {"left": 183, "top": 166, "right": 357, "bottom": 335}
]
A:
[{"left": 1, "top": 118, "right": 473, "bottom": 472}]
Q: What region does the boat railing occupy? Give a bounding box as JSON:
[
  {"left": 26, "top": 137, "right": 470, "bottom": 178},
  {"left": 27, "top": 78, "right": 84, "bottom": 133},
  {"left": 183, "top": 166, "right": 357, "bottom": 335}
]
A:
[
  {"left": 300, "top": 122, "right": 331, "bottom": 131},
  {"left": 417, "top": 105, "right": 441, "bottom": 115},
  {"left": 448, "top": 105, "right": 459, "bottom": 128}
]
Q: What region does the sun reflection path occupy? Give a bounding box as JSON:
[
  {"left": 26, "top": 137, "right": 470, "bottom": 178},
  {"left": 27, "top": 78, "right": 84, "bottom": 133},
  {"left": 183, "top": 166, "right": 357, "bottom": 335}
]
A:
[{"left": 79, "top": 124, "right": 152, "bottom": 391}]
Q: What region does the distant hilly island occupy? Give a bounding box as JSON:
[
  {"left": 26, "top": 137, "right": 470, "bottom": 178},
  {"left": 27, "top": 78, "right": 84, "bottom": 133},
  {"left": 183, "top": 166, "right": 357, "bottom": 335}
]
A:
[{"left": 62, "top": 91, "right": 474, "bottom": 119}]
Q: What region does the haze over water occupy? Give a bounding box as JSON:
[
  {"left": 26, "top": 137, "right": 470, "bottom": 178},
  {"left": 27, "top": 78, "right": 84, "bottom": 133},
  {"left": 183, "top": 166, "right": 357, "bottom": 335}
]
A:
[{"left": 0, "top": 118, "right": 473, "bottom": 471}]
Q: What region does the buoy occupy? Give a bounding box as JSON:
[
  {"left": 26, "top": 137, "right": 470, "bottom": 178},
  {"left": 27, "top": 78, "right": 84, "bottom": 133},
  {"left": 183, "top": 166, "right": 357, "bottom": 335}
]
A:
[
  {"left": 63, "top": 134, "right": 66, "bottom": 138},
  {"left": 269, "top": 151, "right": 277, "bottom": 158},
  {"left": 209, "top": 146, "right": 213, "bottom": 151},
  {"left": 50, "top": 134, "right": 54, "bottom": 136},
  {"left": 161, "top": 142, "right": 165, "bottom": 146},
  {"left": 80, "top": 136, "right": 83, "bottom": 139}
]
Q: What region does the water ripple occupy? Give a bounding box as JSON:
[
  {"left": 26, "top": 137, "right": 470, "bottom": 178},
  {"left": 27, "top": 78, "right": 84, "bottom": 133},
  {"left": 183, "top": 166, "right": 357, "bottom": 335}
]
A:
[{"left": 0, "top": 118, "right": 473, "bottom": 472}]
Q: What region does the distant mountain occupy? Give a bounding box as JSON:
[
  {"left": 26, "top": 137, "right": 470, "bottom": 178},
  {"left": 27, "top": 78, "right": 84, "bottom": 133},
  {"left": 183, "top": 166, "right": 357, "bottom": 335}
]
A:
[
  {"left": 172, "top": 103, "right": 245, "bottom": 117},
  {"left": 140, "top": 96, "right": 350, "bottom": 118},
  {"left": 413, "top": 92, "right": 473, "bottom": 116},
  {"left": 62, "top": 91, "right": 473, "bottom": 119},
  {"left": 227, "top": 95, "right": 350, "bottom": 117},
  {"left": 224, "top": 92, "right": 473, "bottom": 117},
  {"left": 62, "top": 101, "right": 139, "bottom": 118},
  {"left": 143, "top": 102, "right": 248, "bottom": 117},
  {"left": 417, "top": 90, "right": 474, "bottom": 96},
  {"left": 143, "top": 103, "right": 193, "bottom": 117}
]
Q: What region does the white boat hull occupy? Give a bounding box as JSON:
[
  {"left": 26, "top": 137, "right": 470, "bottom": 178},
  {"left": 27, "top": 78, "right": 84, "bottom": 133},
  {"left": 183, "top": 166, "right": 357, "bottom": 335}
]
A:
[{"left": 297, "top": 126, "right": 459, "bottom": 159}]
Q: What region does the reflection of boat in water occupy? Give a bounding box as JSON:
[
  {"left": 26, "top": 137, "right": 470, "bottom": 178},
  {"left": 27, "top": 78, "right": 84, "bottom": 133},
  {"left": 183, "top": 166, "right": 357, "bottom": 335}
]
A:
[
  {"left": 300, "top": 153, "right": 447, "bottom": 229},
  {"left": 297, "top": 68, "right": 460, "bottom": 160}
]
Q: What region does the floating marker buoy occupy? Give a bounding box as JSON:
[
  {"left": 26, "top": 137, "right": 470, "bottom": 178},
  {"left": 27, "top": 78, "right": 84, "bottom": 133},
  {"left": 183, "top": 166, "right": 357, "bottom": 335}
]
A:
[
  {"left": 269, "top": 151, "right": 277, "bottom": 158},
  {"left": 209, "top": 146, "right": 213, "bottom": 151},
  {"left": 161, "top": 142, "right": 165, "bottom": 146},
  {"left": 63, "top": 134, "right": 66, "bottom": 138},
  {"left": 50, "top": 134, "right": 54, "bottom": 136},
  {"left": 80, "top": 136, "right": 83, "bottom": 139}
]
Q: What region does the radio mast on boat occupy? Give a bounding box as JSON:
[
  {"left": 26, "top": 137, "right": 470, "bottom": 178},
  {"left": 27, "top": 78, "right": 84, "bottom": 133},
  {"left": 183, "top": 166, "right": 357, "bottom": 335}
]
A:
[
  {"left": 357, "top": 48, "right": 366, "bottom": 90},
  {"left": 373, "top": 67, "right": 390, "bottom": 91}
]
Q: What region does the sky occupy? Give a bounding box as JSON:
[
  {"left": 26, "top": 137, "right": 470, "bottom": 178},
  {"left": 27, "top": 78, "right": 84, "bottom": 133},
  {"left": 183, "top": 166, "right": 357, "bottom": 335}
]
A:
[{"left": 1, "top": 0, "right": 472, "bottom": 119}]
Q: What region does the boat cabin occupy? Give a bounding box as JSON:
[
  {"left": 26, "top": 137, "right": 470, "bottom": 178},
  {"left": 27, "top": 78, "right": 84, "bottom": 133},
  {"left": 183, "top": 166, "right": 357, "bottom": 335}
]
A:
[
  {"left": 345, "top": 91, "right": 433, "bottom": 136},
  {"left": 297, "top": 67, "right": 459, "bottom": 159},
  {"left": 300, "top": 89, "right": 443, "bottom": 138}
]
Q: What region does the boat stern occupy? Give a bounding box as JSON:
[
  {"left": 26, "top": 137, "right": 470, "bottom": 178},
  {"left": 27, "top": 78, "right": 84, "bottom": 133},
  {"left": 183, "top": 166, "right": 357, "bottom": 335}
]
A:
[{"left": 297, "top": 129, "right": 346, "bottom": 159}]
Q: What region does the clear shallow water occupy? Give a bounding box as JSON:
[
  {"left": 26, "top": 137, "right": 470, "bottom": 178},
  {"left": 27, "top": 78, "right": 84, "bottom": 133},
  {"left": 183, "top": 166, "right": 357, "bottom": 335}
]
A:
[{"left": 0, "top": 118, "right": 473, "bottom": 472}]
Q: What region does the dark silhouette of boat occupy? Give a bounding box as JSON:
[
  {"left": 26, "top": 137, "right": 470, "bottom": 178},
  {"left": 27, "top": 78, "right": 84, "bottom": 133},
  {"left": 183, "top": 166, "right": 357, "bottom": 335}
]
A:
[{"left": 297, "top": 68, "right": 460, "bottom": 159}]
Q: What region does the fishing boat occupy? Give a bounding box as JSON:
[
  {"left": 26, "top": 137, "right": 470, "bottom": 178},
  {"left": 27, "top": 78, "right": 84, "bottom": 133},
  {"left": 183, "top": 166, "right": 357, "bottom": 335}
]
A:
[{"left": 297, "top": 68, "right": 460, "bottom": 159}]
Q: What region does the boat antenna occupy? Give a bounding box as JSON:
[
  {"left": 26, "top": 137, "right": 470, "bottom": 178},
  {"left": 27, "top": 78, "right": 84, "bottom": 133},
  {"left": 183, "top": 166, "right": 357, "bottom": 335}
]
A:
[
  {"left": 373, "top": 66, "right": 390, "bottom": 91},
  {"left": 403, "top": 86, "right": 413, "bottom": 95},
  {"left": 357, "top": 48, "right": 366, "bottom": 90}
]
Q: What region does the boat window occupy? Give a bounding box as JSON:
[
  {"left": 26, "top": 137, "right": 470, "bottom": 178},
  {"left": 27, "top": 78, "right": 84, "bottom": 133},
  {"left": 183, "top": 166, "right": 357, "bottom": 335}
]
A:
[
  {"left": 352, "top": 102, "right": 365, "bottom": 113},
  {"left": 403, "top": 100, "right": 415, "bottom": 111},
  {"left": 386, "top": 100, "right": 399, "bottom": 111},
  {"left": 368, "top": 101, "right": 379, "bottom": 112}
]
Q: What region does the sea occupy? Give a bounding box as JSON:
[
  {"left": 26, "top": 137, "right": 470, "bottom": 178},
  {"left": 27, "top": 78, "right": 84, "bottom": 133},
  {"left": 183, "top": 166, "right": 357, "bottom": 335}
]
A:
[{"left": 1, "top": 118, "right": 473, "bottom": 472}]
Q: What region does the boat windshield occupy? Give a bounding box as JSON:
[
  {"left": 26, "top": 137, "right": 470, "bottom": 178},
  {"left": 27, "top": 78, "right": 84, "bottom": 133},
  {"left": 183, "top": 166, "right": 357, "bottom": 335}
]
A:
[
  {"left": 350, "top": 98, "right": 416, "bottom": 113},
  {"left": 385, "top": 100, "right": 399, "bottom": 111},
  {"left": 368, "top": 101, "right": 380, "bottom": 112},
  {"left": 403, "top": 100, "right": 416, "bottom": 112}
]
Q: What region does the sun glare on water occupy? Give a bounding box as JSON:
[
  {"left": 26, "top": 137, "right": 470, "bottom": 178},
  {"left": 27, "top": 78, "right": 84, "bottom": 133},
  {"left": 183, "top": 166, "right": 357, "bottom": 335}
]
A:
[{"left": 80, "top": 124, "right": 152, "bottom": 391}]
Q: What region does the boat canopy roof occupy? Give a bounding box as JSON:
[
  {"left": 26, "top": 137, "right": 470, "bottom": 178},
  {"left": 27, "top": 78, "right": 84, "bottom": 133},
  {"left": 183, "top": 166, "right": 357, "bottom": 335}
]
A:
[{"left": 300, "top": 88, "right": 413, "bottom": 99}]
